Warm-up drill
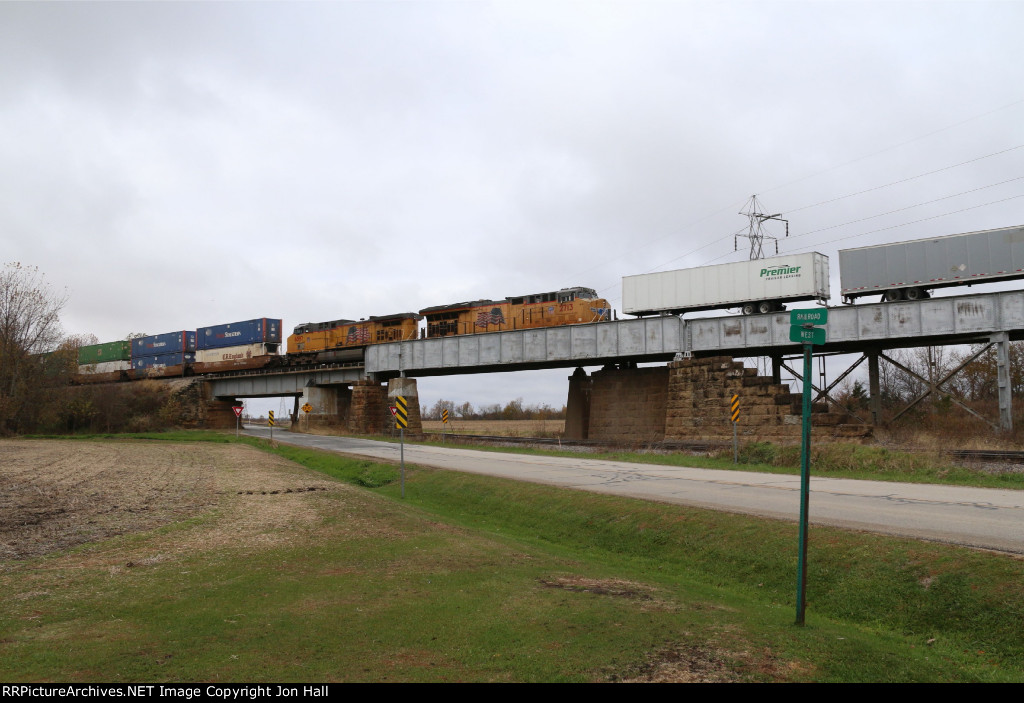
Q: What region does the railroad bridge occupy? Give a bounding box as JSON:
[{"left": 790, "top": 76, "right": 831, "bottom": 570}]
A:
[{"left": 202, "top": 289, "right": 1024, "bottom": 441}]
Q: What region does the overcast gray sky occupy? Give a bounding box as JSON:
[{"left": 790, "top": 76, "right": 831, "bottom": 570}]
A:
[{"left": 3, "top": 1, "right": 1023, "bottom": 413}]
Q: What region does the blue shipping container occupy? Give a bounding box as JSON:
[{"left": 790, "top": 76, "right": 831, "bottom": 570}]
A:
[
  {"left": 132, "top": 331, "right": 197, "bottom": 357},
  {"left": 197, "top": 318, "right": 282, "bottom": 350},
  {"left": 131, "top": 352, "right": 196, "bottom": 369}
]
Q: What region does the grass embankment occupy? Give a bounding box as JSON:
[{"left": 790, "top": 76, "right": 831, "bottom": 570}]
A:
[
  {"left": 2, "top": 433, "right": 1023, "bottom": 682},
  {"left": 416, "top": 437, "right": 1024, "bottom": 490}
]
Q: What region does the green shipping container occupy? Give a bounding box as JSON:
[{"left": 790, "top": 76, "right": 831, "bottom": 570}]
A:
[{"left": 78, "top": 340, "right": 131, "bottom": 365}]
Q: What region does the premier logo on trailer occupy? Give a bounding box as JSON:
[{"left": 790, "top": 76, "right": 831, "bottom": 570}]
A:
[{"left": 760, "top": 264, "right": 802, "bottom": 281}]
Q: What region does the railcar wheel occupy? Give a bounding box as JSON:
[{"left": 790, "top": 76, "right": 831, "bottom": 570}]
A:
[{"left": 741, "top": 303, "right": 756, "bottom": 315}]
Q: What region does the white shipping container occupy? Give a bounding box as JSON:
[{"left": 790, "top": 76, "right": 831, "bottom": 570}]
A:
[
  {"left": 78, "top": 360, "right": 131, "bottom": 374},
  {"left": 623, "top": 252, "right": 829, "bottom": 316},
  {"left": 194, "top": 343, "right": 276, "bottom": 364}
]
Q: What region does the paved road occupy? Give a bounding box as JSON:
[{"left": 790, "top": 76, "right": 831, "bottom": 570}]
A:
[{"left": 245, "top": 427, "right": 1024, "bottom": 555}]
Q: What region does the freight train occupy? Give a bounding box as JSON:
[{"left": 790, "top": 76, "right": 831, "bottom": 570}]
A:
[
  {"left": 73, "top": 223, "right": 1024, "bottom": 382},
  {"left": 73, "top": 287, "right": 612, "bottom": 382}
]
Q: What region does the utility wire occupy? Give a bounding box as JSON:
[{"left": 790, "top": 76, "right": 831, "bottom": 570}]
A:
[
  {"left": 785, "top": 175, "right": 1024, "bottom": 242},
  {"left": 780, "top": 144, "right": 1024, "bottom": 215},
  {"left": 760, "top": 97, "right": 1024, "bottom": 196},
  {"left": 578, "top": 98, "right": 1024, "bottom": 297},
  {"left": 784, "top": 193, "right": 1024, "bottom": 252}
]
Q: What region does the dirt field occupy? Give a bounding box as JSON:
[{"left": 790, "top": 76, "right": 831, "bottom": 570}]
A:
[{"left": 0, "top": 439, "right": 336, "bottom": 561}]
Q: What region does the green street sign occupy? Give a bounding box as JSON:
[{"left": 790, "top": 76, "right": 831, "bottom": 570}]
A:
[
  {"left": 790, "top": 308, "right": 828, "bottom": 326},
  {"left": 790, "top": 326, "right": 826, "bottom": 345}
]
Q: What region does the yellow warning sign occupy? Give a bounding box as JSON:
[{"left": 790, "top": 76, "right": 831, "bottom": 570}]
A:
[
  {"left": 395, "top": 395, "right": 408, "bottom": 429},
  {"left": 730, "top": 395, "right": 740, "bottom": 423}
]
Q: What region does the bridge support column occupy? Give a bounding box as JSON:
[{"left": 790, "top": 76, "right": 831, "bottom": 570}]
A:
[
  {"left": 296, "top": 385, "right": 352, "bottom": 431},
  {"left": 771, "top": 355, "right": 782, "bottom": 385},
  {"left": 868, "top": 349, "right": 882, "bottom": 426},
  {"left": 388, "top": 377, "right": 423, "bottom": 437},
  {"left": 564, "top": 367, "right": 591, "bottom": 440},
  {"left": 348, "top": 380, "right": 389, "bottom": 435},
  {"left": 993, "top": 332, "right": 1013, "bottom": 433}
]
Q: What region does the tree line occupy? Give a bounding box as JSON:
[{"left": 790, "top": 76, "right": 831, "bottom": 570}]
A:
[{"left": 421, "top": 398, "right": 566, "bottom": 422}]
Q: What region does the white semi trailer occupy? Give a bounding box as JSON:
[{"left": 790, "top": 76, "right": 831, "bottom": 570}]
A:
[{"left": 622, "top": 252, "right": 830, "bottom": 316}]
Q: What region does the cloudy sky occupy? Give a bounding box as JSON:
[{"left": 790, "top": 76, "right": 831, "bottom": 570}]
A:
[{"left": 3, "top": 1, "right": 1023, "bottom": 412}]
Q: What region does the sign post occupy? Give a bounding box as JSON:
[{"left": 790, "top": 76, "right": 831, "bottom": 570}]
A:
[
  {"left": 789, "top": 309, "right": 827, "bottom": 626},
  {"left": 232, "top": 406, "right": 243, "bottom": 438},
  {"left": 442, "top": 408, "right": 449, "bottom": 444},
  {"left": 395, "top": 396, "right": 408, "bottom": 498},
  {"left": 267, "top": 410, "right": 275, "bottom": 441},
  {"left": 729, "top": 394, "right": 740, "bottom": 463}
]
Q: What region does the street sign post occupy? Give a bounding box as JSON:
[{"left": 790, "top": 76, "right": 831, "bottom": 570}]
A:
[
  {"left": 730, "top": 394, "right": 740, "bottom": 463},
  {"left": 395, "top": 396, "right": 408, "bottom": 498},
  {"left": 788, "top": 309, "right": 829, "bottom": 626},
  {"left": 233, "top": 406, "right": 243, "bottom": 438},
  {"left": 268, "top": 410, "right": 274, "bottom": 441}
]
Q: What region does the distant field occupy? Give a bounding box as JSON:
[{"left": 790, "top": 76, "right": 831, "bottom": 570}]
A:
[{"left": 422, "top": 419, "right": 565, "bottom": 436}]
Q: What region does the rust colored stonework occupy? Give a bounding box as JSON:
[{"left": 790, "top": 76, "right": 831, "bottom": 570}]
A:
[
  {"left": 578, "top": 357, "right": 870, "bottom": 443},
  {"left": 665, "top": 356, "right": 869, "bottom": 442},
  {"left": 348, "top": 380, "right": 390, "bottom": 435}
]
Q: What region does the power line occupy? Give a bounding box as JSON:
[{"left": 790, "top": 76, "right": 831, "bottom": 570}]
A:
[
  {"left": 785, "top": 193, "right": 1024, "bottom": 252},
  {"left": 786, "top": 175, "right": 1024, "bottom": 243},
  {"left": 760, "top": 97, "right": 1024, "bottom": 196},
  {"left": 782, "top": 144, "right": 1024, "bottom": 215}
]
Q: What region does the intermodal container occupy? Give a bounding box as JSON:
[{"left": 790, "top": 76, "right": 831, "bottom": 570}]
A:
[
  {"left": 131, "top": 352, "right": 196, "bottom": 370},
  {"left": 194, "top": 343, "right": 276, "bottom": 364},
  {"left": 78, "top": 340, "right": 131, "bottom": 365},
  {"left": 79, "top": 360, "right": 131, "bottom": 375},
  {"left": 132, "top": 331, "right": 197, "bottom": 357},
  {"left": 197, "top": 318, "right": 282, "bottom": 350}
]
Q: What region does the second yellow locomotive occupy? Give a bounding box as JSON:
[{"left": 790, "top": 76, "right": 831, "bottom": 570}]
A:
[{"left": 420, "top": 286, "right": 611, "bottom": 338}]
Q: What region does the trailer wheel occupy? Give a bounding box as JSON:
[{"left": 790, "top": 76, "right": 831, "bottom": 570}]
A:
[
  {"left": 758, "top": 301, "right": 774, "bottom": 314},
  {"left": 741, "top": 303, "right": 756, "bottom": 315},
  {"left": 905, "top": 287, "right": 925, "bottom": 301},
  {"left": 884, "top": 289, "right": 903, "bottom": 302}
]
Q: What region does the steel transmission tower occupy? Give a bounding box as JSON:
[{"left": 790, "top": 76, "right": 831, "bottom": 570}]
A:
[{"left": 736, "top": 195, "right": 788, "bottom": 260}]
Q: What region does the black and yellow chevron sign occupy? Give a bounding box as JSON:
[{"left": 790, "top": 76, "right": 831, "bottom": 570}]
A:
[
  {"left": 268, "top": 410, "right": 275, "bottom": 427},
  {"left": 730, "top": 395, "right": 740, "bottom": 423},
  {"left": 442, "top": 409, "right": 449, "bottom": 424},
  {"left": 395, "top": 395, "right": 408, "bottom": 429}
]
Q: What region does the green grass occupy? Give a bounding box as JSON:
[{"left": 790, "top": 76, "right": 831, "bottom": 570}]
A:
[
  {"left": 4, "top": 433, "right": 1022, "bottom": 681},
  {"left": 411, "top": 437, "right": 1024, "bottom": 489}
]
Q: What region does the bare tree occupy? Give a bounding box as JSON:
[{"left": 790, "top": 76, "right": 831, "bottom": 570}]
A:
[{"left": 0, "top": 263, "right": 68, "bottom": 432}]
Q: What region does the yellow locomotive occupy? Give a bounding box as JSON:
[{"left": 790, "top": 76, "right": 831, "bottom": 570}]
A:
[
  {"left": 287, "top": 312, "right": 421, "bottom": 362},
  {"left": 420, "top": 286, "right": 611, "bottom": 338}
]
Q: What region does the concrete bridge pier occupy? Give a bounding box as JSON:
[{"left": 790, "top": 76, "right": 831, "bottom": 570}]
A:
[
  {"left": 564, "top": 367, "right": 592, "bottom": 440},
  {"left": 388, "top": 377, "right": 423, "bottom": 437},
  {"left": 344, "top": 378, "right": 423, "bottom": 436},
  {"left": 295, "top": 385, "right": 352, "bottom": 431}
]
